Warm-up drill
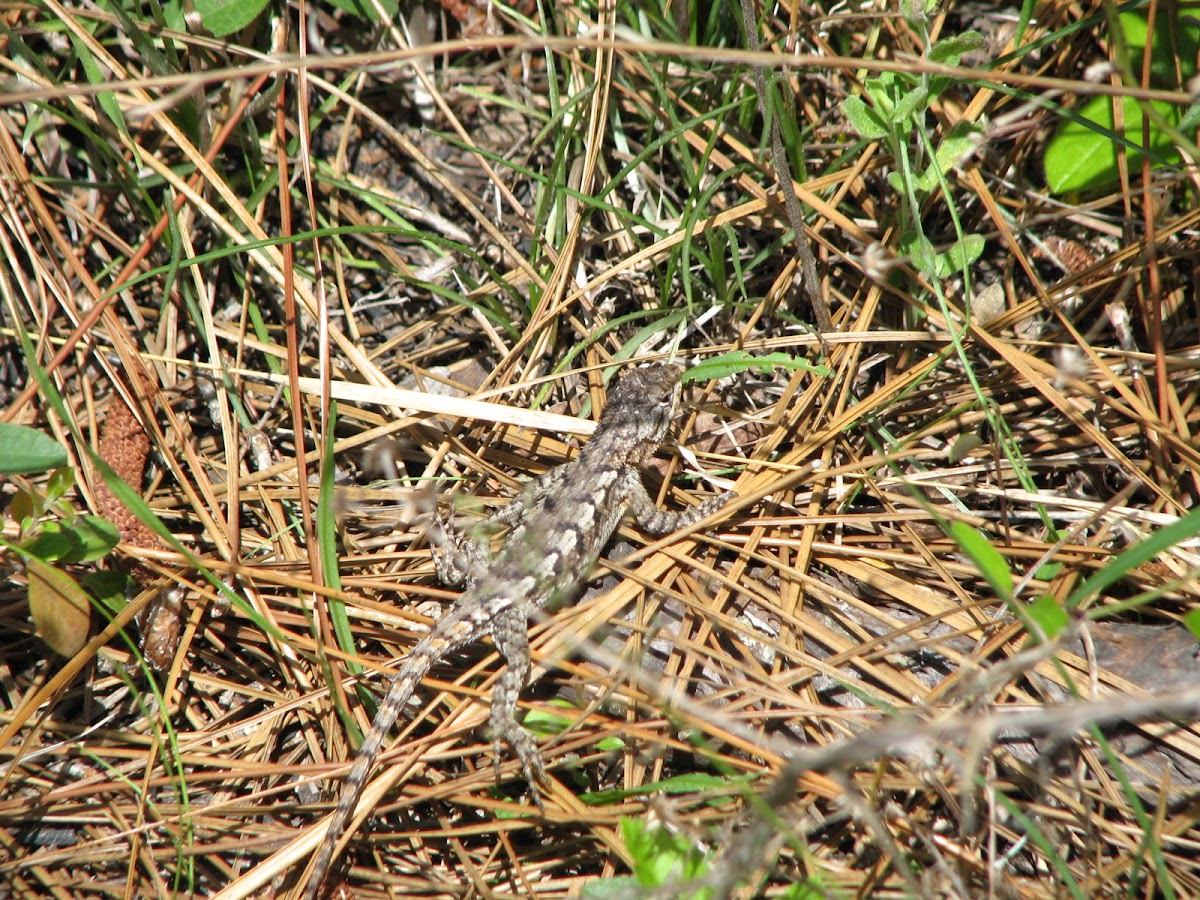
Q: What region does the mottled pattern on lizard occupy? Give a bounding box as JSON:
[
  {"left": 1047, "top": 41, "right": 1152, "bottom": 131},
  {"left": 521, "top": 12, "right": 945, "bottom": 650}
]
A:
[{"left": 302, "top": 364, "right": 732, "bottom": 899}]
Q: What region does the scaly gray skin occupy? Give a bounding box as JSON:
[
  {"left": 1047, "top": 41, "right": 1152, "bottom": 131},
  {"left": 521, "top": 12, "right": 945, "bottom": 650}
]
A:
[{"left": 303, "top": 364, "right": 732, "bottom": 898}]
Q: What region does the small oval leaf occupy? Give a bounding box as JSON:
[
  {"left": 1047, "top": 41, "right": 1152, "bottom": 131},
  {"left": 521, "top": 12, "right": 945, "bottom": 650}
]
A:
[
  {"left": 842, "top": 95, "right": 889, "bottom": 140},
  {"left": 8, "top": 489, "right": 36, "bottom": 530},
  {"left": 27, "top": 557, "right": 92, "bottom": 657},
  {"left": 46, "top": 466, "right": 75, "bottom": 502},
  {"left": 70, "top": 516, "right": 122, "bottom": 563},
  {"left": 23, "top": 522, "right": 77, "bottom": 563}
]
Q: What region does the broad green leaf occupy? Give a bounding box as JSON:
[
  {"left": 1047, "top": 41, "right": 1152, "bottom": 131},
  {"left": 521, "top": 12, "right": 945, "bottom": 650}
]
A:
[
  {"left": 23, "top": 516, "right": 119, "bottom": 564},
  {"left": 864, "top": 72, "right": 901, "bottom": 118},
  {"left": 1045, "top": 97, "right": 1182, "bottom": 194},
  {"left": 916, "top": 127, "right": 981, "bottom": 192},
  {"left": 27, "top": 557, "right": 92, "bottom": 657},
  {"left": 1117, "top": 11, "right": 1200, "bottom": 87},
  {"left": 899, "top": 232, "right": 984, "bottom": 278},
  {"left": 0, "top": 423, "right": 69, "bottom": 474},
  {"left": 933, "top": 125, "right": 981, "bottom": 174},
  {"left": 1045, "top": 9, "right": 1197, "bottom": 195},
  {"left": 948, "top": 432, "right": 985, "bottom": 463},
  {"left": 521, "top": 705, "right": 572, "bottom": 736},
  {"left": 192, "top": 0, "right": 270, "bottom": 36},
  {"left": 927, "top": 30, "right": 985, "bottom": 66},
  {"left": 899, "top": 232, "right": 939, "bottom": 276},
  {"left": 842, "top": 96, "right": 889, "bottom": 140},
  {"left": 72, "top": 516, "right": 122, "bottom": 562},
  {"left": 620, "top": 817, "right": 707, "bottom": 889}
]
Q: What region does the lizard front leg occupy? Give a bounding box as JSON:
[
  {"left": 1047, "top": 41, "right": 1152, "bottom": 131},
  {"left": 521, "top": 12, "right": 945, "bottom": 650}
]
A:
[
  {"left": 625, "top": 474, "right": 733, "bottom": 536},
  {"left": 431, "top": 483, "right": 535, "bottom": 586},
  {"left": 433, "top": 465, "right": 573, "bottom": 585},
  {"left": 430, "top": 504, "right": 491, "bottom": 587}
]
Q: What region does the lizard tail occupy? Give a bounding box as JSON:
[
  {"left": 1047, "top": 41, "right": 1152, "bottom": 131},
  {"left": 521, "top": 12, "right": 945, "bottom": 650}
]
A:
[
  {"left": 301, "top": 654, "right": 425, "bottom": 900},
  {"left": 302, "top": 596, "right": 501, "bottom": 898}
]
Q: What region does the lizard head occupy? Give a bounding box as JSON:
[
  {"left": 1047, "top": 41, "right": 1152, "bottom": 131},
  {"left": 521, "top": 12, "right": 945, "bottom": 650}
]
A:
[{"left": 596, "top": 364, "right": 684, "bottom": 462}]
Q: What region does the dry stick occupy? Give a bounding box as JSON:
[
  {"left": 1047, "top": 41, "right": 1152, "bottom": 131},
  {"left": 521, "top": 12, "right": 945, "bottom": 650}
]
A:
[{"left": 737, "top": 0, "right": 830, "bottom": 335}]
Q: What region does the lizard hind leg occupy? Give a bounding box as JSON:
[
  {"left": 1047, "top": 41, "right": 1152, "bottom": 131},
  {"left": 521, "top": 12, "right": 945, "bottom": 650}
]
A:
[{"left": 489, "top": 605, "right": 549, "bottom": 811}]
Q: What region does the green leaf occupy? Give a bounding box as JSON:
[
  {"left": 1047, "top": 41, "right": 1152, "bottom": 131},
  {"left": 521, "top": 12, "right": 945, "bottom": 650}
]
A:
[
  {"left": 27, "top": 556, "right": 92, "bottom": 658},
  {"left": 520, "top": 705, "right": 572, "bottom": 736},
  {"left": 46, "top": 466, "right": 75, "bottom": 502},
  {"left": 927, "top": 30, "right": 985, "bottom": 66},
  {"left": 864, "top": 73, "right": 900, "bottom": 120},
  {"left": 891, "top": 84, "right": 929, "bottom": 126},
  {"left": 65, "top": 31, "right": 132, "bottom": 154},
  {"left": 0, "top": 423, "right": 69, "bottom": 474},
  {"left": 947, "top": 432, "right": 984, "bottom": 463},
  {"left": 23, "top": 523, "right": 76, "bottom": 562},
  {"left": 899, "top": 232, "right": 940, "bottom": 277},
  {"left": 1183, "top": 609, "right": 1200, "bottom": 643},
  {"left": 898, "top": 232, "right": 984, "bottom": 278},
  {"left": 1043, "top": 9, "right": 1198, "bottom": 195},
  {"left": 8, "top": 488, "right": 37, "bottom": 529},
  {"left": 1027, "top": 594, "right": 1069, "bottom": 641},
  {"left": 842, "top": 95, "right": 889, "bottom": 140},
  {"left": 72, "top": 516, "right": 122, "bottom": 562},
  {"left": 83, "top": 569, "right": 132, "bottom": 615},
  {"left": 1035, "top": 560, "right": 1063, "bottom": 581},
  {"left": 1071, "top": 505, "right": 1200, "bottom": 610},
  {"left": 584, "top": 771, "right": 753, "bottom": 805},
  {"left": 1117, "top": 11, "right": 1200, "bottom": 87},
  {"left": 948, "top": 521, "right": 1012, "bottom": 603},
  {"left": 932, "top": 124, "right": 981, "bottom": 174},
  {"left": 24, "top": 516, "right": 119, "bottom": 564},
  {"left": 915, "top": 122, "right": 982, "bottom": 191},
  {"left": 620, "top": 817, "right": 708, "bottom": 891},
  {"left": 1044, "top": 97, "right": 1183, "bottom": 194},
  {"left": 685, "top": 351, "right": 831, "bottom": 383},
  {"left": 192, "top": 0, "right": 270, "bottom": 36},
  {"left": 945, "top": 234, "right": 986, "bottom": 272}
]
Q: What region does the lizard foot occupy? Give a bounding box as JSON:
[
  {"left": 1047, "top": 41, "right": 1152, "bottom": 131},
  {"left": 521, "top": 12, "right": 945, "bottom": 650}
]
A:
[{"left": 493, "top": 724, "right": 548, "bottom": 812}]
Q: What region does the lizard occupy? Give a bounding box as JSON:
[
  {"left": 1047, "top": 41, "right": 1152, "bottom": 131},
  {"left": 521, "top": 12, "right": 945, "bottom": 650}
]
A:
[{"left": 301, "top": 363, "right": 733, "bottom": 899}]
